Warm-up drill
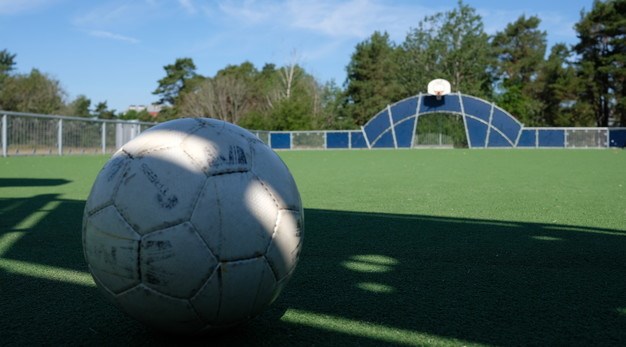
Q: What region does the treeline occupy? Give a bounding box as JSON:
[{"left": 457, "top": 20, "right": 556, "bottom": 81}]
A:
[{"left": 1, "top": 0, "right": 625, "bottom": 129}]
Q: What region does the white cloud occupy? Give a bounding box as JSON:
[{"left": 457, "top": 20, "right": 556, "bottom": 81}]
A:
[
  {"left": 478, "top": 8, "right": 580, "bottom": 46},
  {"left": 178, "top": 0, "right": 197, "bottom": 14},
  {"left": 212, "top": 0, "right": 430, "bottom": 41},
  {"left": 89, "top": 30, "right": 140, "bottom": 44},
  {"left": 0, "top": 0, "right": 57, "bottom": 15},
  {"left": 217, "top": 0, "right": 278, "bottom": 24},
  {"left": 73, "top": 3, "right": 134, "bottom": 27}
]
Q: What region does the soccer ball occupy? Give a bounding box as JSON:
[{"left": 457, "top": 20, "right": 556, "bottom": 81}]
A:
[{"left": 82, "top": 118, "right": 304, "bottom": 334}]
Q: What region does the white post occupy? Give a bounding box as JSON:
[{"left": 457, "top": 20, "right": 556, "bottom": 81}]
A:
[
  {"left": 361, "top": 126, "right": 371, "bottom": 149},
  {"left": 58, "top": 119, "right": 63, "bottom": 155},
  {"left": 2, "top": 114, "right": 7, "bottom": 157},
  {"left": 387, "top": 105, "right": 398, "bottom": 149},
  {"left": 101, "top": 122, "right": 106, "bottom": 154}
]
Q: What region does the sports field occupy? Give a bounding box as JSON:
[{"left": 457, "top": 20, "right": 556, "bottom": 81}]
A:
[{"left": 1, "top": 149, "right": 625, "bottom": 346}]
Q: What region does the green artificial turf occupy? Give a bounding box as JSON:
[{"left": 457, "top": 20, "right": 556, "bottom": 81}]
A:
[{"left": 1, "top": 150, "right": 625, "bottom": 346}]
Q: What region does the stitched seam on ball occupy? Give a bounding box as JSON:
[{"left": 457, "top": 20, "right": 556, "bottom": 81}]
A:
[{"left": 252, "top": 172, "right": 280, "bottom": 250}]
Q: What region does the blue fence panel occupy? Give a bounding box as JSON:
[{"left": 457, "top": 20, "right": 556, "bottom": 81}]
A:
[
  {"left": 350, "top": 131, "right": 368, "bottom": 148},
  {"left": 419, "top": 94, "right": 461, "bottom": 114},
  {"left": 465, "top": 117, "right": 488, "bottom": 148},
  {"left": 609, "top": 129, "right": 626, "bottom": 147},
  {"left": 487, "top": 130, "right": 513, "bottom": 147},
  {"left": 372, "top": 131, "right": 395, "bottom": 148},
  {"left": 538, "top": 129, "right": 565, "bottom": 147},
  {"left": 270, "top": 133, "right": 291, "bottom": 149},
  {"left": 490, "top": 108, "right": 521, "bottom": 143},
  {"left": 327, "top": 132, "right": 350, "bottom": 148},
  {"left": 363, "top": 109, "right": 391, "bottom": 144},
  {"left": 517, "top": 129, "right": 536, "bottom": 147},
  {"left": 394, "top": 118, "right": 415, "bottom": 148},
  {"left": 462, "top": 96, "right": 491, "bottom": 122},
  {"left": 390, "top": 97, "right": 418, "bottom": 124}
]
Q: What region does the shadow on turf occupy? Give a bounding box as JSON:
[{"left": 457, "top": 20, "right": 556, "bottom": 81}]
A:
[
  {"left": 0, "top": 178, "right": 70, "bottom": 187},
  {"left": 1, "top": 197, "right": 626, "bottom": 346}
]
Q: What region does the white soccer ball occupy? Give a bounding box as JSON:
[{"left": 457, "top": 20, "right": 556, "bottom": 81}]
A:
[{"left": 82, "top": 118, "right": 304, "bottom": 334}]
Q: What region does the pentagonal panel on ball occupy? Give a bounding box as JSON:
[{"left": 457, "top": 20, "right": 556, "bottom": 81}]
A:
[
  {"left": 83, "top": 205, "right": 141, "bottom": 293},
  {"left": 250, "top": 143, "right": 302, "bottom": 211},
  {"left": 140, "top": 222, "right": 217, "bottom": 298},
  {"left": 181, "top": 123, "right": 252, "bottom": 176},
  {"left": 193, "top": 172, "right": 278, "bottom": 261},
  {"left": 114, "top": 147, "right": 206, "bottom": 233},
  {"left": 116, "top": 284, "right": 205, "bottom": 334},
  {"left": 85, "top": 153, "right": 130, "bottom": 213},
  {"left": 265, "top": 209, "right": 304, "bottom": 281}
]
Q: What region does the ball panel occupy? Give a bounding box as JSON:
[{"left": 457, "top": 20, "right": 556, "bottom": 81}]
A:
[
  {"left": 181, "top": 123, "right": 252, "bottom": 176},
  {"left": 83, "top": 205, "right": 141, "bottom": 293},
  {"left": 265, "top": 209, "right": 304, "bottom": 281},
  {"left": 116, "top": 284, "right": 205, "bottom": 334},
  {"left": 249, "top": 259, "right": 278, "bottom": 317},
  {"left": 189, "top": 178, "right": 220, "bottom": 257},
  {"left": 85, "top": 153, "right": 130, "bottom": 213},
  {"left": 140, "top": 222, "right": 217, "bottom": 298},
  {"left": 114, "top": 148, "right": 206, "bottom": 233},
  {"left": 218, "top": 257, "right": 276, "bottom": 324},
  {"left": 121, "top": 118, "right": 203, "bottom": 156},
  {"left": 204, "top": 172, "right": 277, "bottom": 261},
  {"left": 189, "top": 266, "right": 220, "bottom": 323},
  {"left": 251, "top": 143, "right": 302, "bottom": 211}
]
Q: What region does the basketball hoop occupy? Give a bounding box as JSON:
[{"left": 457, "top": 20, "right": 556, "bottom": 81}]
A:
[{"left": 427, "top": 79, "right": 451, "bottom": 100}]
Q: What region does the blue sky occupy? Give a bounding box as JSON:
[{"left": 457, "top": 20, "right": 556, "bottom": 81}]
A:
[{"left": 0, "top": 0, "right": 594, "bottom": 113}]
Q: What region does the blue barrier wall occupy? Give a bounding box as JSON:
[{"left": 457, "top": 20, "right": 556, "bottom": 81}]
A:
[
  {"left": 254, "top": 92, "right": 626, "bottom": 149},
  {"left": 327, "top": 132, "right": 350, "bottom": 148},
  {"left": 270, "top": 133, "right": 290, "bottom": 149},
  {"left": 610, "top": 129, "right": 626, "bottom": 147},
  {"left": 362, "top": 93, "right": 524, "bottom": 149}
]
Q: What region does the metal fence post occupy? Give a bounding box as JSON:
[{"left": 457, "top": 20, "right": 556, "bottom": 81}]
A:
[
  {"left": 58, "top": 118, "right": 63, "bottom": 155},
  {"left": 2, "top": 114, "right": 7, "bottom": 157},
  {"left": 101, "top": 122, "right": 106, "bottom": 154}
]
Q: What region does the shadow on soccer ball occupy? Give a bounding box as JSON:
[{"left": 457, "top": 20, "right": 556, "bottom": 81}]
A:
[{"left": 82, "top": 118, "right": 304, "bottom": 334}]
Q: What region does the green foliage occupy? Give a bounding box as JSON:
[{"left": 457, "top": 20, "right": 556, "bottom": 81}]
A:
[
  {"left": 574, "top": 0, "right": 626, "bottom": 126},
  {"left": 93, "top": 101, "right": 116, "bottom": 119},
  {"left": 397, "top": 0, "right": 493, "bottom": 99},
  {"left": 0, "top": 69, "right": 65, "bottom": 114},
  {"left": 344, "top": 31, "right": 402, "bottom": 126},
  {"left": 537, "top": 44, "right": 595, "bottom": 126},
  {"left": 63, "top": 95, "right": 92, "bottom": 117},
  {"left": 152, "top": 57, "right": 199, "bottom": 106},
  {"left": 491, "top": 15, "right": 547, "bottom": 125},
  {"left": 119, "top": 109, "right": 153, "bottom": 121},
  {"left": 415, "top": 113, "right": 468, "bottom": 147},
  {"left": 0, "top": 49, "right": 16, "bottom": 76},
  {"left": 492, "top": 15, "right": 546, "bottom": 88}
]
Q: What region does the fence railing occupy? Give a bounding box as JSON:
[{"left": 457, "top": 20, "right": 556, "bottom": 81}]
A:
[
  {"left": 1, "top": 111, "right": 625, "bottom": 157},
  {"left": 1, "top": 111, "right": 155, "bottom": 157}
]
